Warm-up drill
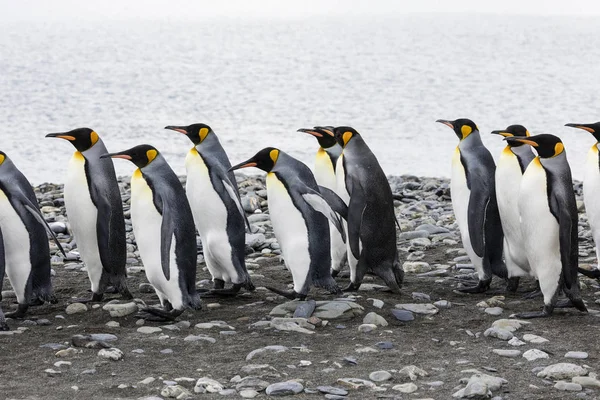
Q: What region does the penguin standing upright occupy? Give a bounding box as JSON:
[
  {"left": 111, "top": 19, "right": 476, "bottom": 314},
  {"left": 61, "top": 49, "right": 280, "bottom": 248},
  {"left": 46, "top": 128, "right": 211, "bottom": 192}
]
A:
[
  {"left": 298, "top": 126, "right": 347, "bottom": 277},
  {"left": 436, "top": 118, "right": 510, "bottom": 293},
  {"left": 506, "top": 134, "right": 587, "bottom": 318},
  {"left": 230, "top": 148, "right": 345, "bottom": 299},
  {"left": 491, "top": 125, "right": 535, "bottom": 280},
  {"left": 315, "top": 126, "right": 403, "bottom": 293},
  {"left": 164, "top": 123, "right": 254, "bottom": 295},
  {"left": 46, "top": 128, "right": 131, "bottom": 302},
  {"left": 103, "top": 145, "right": 201, "bottom": 320},
  {"left": 0, "top": 151, "right": 65, "bottom": 322},
  {"left": 565, "top": 121, "right": 600, "bottom": 279}
]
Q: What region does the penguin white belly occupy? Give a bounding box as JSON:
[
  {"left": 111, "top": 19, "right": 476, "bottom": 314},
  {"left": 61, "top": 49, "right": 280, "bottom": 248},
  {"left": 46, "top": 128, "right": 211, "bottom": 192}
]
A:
[
  {"left": 0, "top": 190, "right": 32, "bottom": 303},
  {"left": 496, "top": 147, "right": 530, "bottom": 277},
  {"left": 267, "top": 172, "right": 311, "bottom": 293},
  {"left": 130, "top": 170, "right": 183, "bottom": 309},
  {"left": 314, "top": 149, "right": 347, "bottom": 273},
  {"left": 451, "top": 147, "right": 483, "bottom": 278},
  {"left": 583, "top": 145, "right": 600, "bottom": 265},
  {"left": 185, "top": 150, "right": 237, "bottom": 283},
  {"left": 64, "top": 152, "right": 103, "bottom": 292},
  {"left": 519, "top": 159, "right": 561, "bottom": 304}
]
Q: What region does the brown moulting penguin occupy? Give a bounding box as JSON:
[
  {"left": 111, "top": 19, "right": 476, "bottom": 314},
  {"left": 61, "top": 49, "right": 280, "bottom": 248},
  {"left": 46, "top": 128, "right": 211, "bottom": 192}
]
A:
[
  {"left": 436, "top": 118, "right": 513, "bottom": 293},
  {"left": 506, "top": 134, "right": 587, "bottom": 318},
  {"left": 565, "top": 121, "right": 600, "bottom": 279},
  {"left": 490, "top": 125, "right": 536, "bottom": 285},
  {"left": 297, "top": 126, "right": 347, "bottom": 277},
  {"left": 229, "top": 147, "right": 345, "bottom": 300},
  {"left": 46, "top": 128, "right": 132, "bottom": 302},
  {"left": 102, "top": 145, "right": 201, "bottom": 321},
  {"left": 322, "top": 126, "right": 404, "bottom": 293},
  {"left": 165, "top": 123, "right": 254, "bottom": 296},
  {"left": 0, "top": 151, "right": 66, "bottom": 326}
]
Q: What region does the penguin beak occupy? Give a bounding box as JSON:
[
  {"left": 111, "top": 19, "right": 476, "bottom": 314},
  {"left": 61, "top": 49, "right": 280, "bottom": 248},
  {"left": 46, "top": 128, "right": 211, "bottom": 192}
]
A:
[
  {"left": 435, "top": 119, "right": 454, "bottom": 129},
  {"left": 297, "top": 128, "right": 323, "bottom": 138},
  {"left": 505, "top": 137, "right": 539, "bottom": 147},
  {"left": 491, "top": 130, "right": 513, "bottom": 138},
  {"left": 100, "top": 152, "right": 132, "bottom": 160},
  {"left": 565, "top": 123, "right": 595, "bottom": 133},
  {"left": 164, "top": 126, "right": 189, "bottom": 135},
  {"left": 314, "top": 126, "right": 335, "bottom": 137},
  {"left": 45, "top": 132, "right": 76, "bottom": 141},
  {"left": 229, "top": 159, "right": 258, "bottom": 171}
]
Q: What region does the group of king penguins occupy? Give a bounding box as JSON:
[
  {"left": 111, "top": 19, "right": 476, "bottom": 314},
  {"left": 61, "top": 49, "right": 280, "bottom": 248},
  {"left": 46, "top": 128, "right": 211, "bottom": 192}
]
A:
[
  {"left": 0, "top": 124, "right": 404, "bottom": 330},
  {"left": 436, "top": 118, "right": 600, "bottom": 319}
]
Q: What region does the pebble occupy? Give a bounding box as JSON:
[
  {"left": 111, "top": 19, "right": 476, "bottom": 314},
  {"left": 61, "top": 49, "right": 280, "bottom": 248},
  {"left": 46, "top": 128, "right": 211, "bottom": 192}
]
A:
[
  {"left": 54, "top": 361, "right": 71, "bottom": 368},
  {"left": 492, "top": 349, "right": 521, "bottom": 358},
  {"left": 391, "top": 309, "right": 415, "bottom": 321},
  {"left": 65, "top": 303, "right": 87, "bottom": 315},
  {"left": 317, "top": 386, "right": 348, "bottom": 396},
  {"left": 398, "top": 365, "right": 428, "bottom": 381},
  {"left": 403, "top": 261, "right": 433, "bottom": 273},
  {"left": 369, "top": 370, "right": 392, "bottom": 382},
  {"left": 98, "top": 347, "right": 123, "bottom": 361},
  {"left": 395, "top": 303, "right": 438, "bottom": 315},
  {"left": 55, "top": 347, "right": 80, "bottom": 358},
  {"left": 485, "top": 307, "right": 503, "bottom": 316},
  {"left": 105, "top": 321, "right": 120, "bottom": 328},
  {"left": 246, "top": 345, "right": 288, "bottom": 361},
  {"left": 362, "top": 312, "right": 388, "bottom": 327},
  {"left": 537, "top": 363, "right": 588, "bottom": 379},
  {"left": 491, "top": 319, "right": 530, "bottom": 332},
  {"left": 392, "top": 382, "right": 418, "bottom": 393},
  {"left": 377, "top": 341, "right": 393, "bottom": 350},
  {"left": 139, "top": 377, "right": 156, "bottom": 385},
  {"left": 161, "top": 385, "right": 192, "bottom": 399},
  {"left": 139, "top": 283, "right": 154, "bottom": 293},
  {"left": 265, "top": 381, "right": 304, "bottom": 396},
  {"left": 45, "top": 368, "right": 62, "bottom": 376},
  {"left": 368, "top": 298, "right": 384, "bottom": 309},
  {"left": 508, "top": 337, "right": 526, "bottom": 347},
  {"left": 572, "top": 376, "right": 600, "bottom": 388},
  {"left": 184, "top": 334, "right": 216, "bottom": 343},
  {"left": 358, "top": 324, "right": 377, "bottom": 333},
  {"left": 523, "top": 334, "right": 549, "bottom": 344},
  {"left": 523, "top": 349, "right": 549, "bottom": 361},
  {"left": 565, "top": 351, "right": 589, "bottom": 359},
  {"left": 239, "top": 389, "right": 260, "bottom": 398},
  {"left": 554, "top": 381, "right": 583, "bottom": 391},
  {"left": 433, "top": 300, "right": 451, "bottom": 308},
  {"left": 102, "top": 302, "right": 138, "bottom": 317},
  {"left": 137, "top": 326, "right": 162, "bottom": 334},
  {"left": 194, "top": 377, "right": 224, "bottom": 393},
  {"left": 235, "top": 377, "right": 270, "bottom": 392},
  {"left": 484, "top": 327, "right": 513, "bottom": 341},
  {"left": 337, "top": 378, "right": 376, "bottom": 389}
]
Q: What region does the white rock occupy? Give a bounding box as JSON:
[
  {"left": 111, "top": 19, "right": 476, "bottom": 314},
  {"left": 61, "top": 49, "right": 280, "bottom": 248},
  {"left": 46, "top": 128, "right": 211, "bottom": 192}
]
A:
[
  {"left": 105, "top": 321, "right": 120, "bottom": 328},
  {"left": 246, "top": 345, "right": 288, "bottom": 361},
  {"left": 368, "top": 298, "right": 384, "bottom": 309},
  {"left": 54, "top": 361, "right": 71, "bottom": 367},
  {"left": 65, "top": 303, "right": 87, "bottom": 315},
  {"left": 484, "top": 307, "right": 503, "bottom": 316},
  {"left": 194, "top": 377, "right": 224, "bottom": 393},
  {"left": 102, "top": 302, "right": 138, "bottom": 317},
  {"left": 139, "top": 377, "right": 156, "bottom": 385},
  {"left": 239, "top": 389, "right": 259, "bottom": 398},
  {"left": 507, "top": 337, "right": 526, "bottom": 347},
  {"left": 523, "top": 349, "right": 549, "bottom": 361},
  {"left": 492, "top": 349, "right": 521, "bottom": 358},
  {"left": 363, "top": 312, "right": 388, "bottom": 327},
  {"left": 98, "top": 348, "right": 123, "bottom": 361},
  {"left": 395, "top": 303, "right": 438, "bottom": 315},
  {"left": 484, "top": 327, "right": 513, "bottom": 341},
  {"left": 554, "top": 381, "right": 582, "bottom": 391},
  {"left": 572, "top": 376, "right": 600, "bottom": 388},
  {"left": 398, "top": 365, "right": 428, "bottom": 381},
  {"left": 137, "top": 326, "right": 162, "bottom": 334},
  {"left": 369, "top": 370, "right": 392, "bottom": 382},
  {"left": 537, "top": 363, "right": 588, "bottom": 380},
  {"left": 491, "top": 319, "right": 530, "bottom": 332},
  {"left": 565, "top": 351, "right": 588, "bottom": 359},
  {"left": 161, "top": 385, "right": 192, "bottom": 399},
  {"left": 265, "top": 381, "right": 304, "bottom": 396},
  {"left": 358, "top": 324, "right": 378, "bottom": 333},
  {"left": 392, "top": 382, "right": 418, "bottom": 393},
  {"left": 523, "top": 334, "right": 549, "bottom": 344}
]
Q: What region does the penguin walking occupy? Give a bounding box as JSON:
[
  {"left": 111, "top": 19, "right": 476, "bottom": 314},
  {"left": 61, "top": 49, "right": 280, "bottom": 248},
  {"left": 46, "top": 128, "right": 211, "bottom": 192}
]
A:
[
  {"left": 565, "top": 122, "right": 600, "bottom": 279},
  {"left": 164, "top": 123, "right": 254, "bottom": 295},
  {"left": 0, "top": 151, "right": 65, "bottom": 322},
  {"left": 314, "top": 127, "right": 403, "bottom": 293},
  {"left": 298, "top": 126, "right": 347, "bottom": 277},
  {"left": 102, "top": 145, "right": 201, "bottom": 320},
  {"left": 506, "top": 134, "right": 587, "bottom": 318},
  {"left": 491, "top": 125, "right": 536, "bottom": 283},
  {"left": 229, "top": 148, "right": 345, "bottom": 299},
  {"left": 436, "top": 119, "right": 510, "bottom": 293},
  {"left": 46, "top": 128, "right": 131, "bottom": 302}
]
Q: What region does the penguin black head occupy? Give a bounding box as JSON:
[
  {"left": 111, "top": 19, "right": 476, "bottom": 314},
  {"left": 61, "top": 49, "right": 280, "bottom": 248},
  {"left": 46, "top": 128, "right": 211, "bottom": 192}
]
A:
[
  {"left": 505, "top": 134, "right": 564, "bottom": 158},
  {"left": 565, "top": 122, "right": 600, "bottom": 142},
  {"left": 436, "top": 118, "right": 479, "bottom": 140},
  {"left": 46, "top": 128, "right": 100, "bottom": 152},
  {"left": 491, "top": 125, "right": 530, "bottom": 147},
  {"left": 164, "top": 123, "right": 213, "bottom": 146},
  {"left": 331, "top": 126, "right": 360, "bottom": 148},
  {"left": 101, "top": 144, "right": 160, "bottom": 168},
  {"left": 297, "top": 126, "right": 337, "bottom": 149},
  {"left": 229, "top": 147, "right": 280, "bottom": 173}
]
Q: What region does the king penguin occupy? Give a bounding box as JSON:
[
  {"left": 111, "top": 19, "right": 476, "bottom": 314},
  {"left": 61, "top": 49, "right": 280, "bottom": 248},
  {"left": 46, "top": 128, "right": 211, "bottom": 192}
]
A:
[
  {"left": 491, "top": 125, "right": 536, "bottom": 282},
  {"left": 164, "top": 123, "right": 254, "bottom": 295},
  {"left": 436, "top": 118, "right": 510, "bottom": 293},
  {"left": 102, "top": 145, "right": 201, "bottom": 320},
  {"left": 0, "top": 151, "right": 65, "bottom": 322},
  {"left": 506, "top": 134, "right": 587, "bottom": 318},
  {"left": 229, "top": 148, "right": 345, "bottom": 299},
  {"left": 319, "top": 126, "right": 404, "bottom": 293},
  {"left": 297, "top": 126, "right": 347, "bottom": 277},
  {"left": 565, "top": 121, "right": 600, "bottom": 279},
  {"left": 46, "top": 128, "right": 131, "bottom": 302}
]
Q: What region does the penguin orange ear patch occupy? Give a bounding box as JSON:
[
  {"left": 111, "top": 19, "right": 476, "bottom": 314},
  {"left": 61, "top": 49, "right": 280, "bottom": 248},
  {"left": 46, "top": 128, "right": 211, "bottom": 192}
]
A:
[
  {"left": 199, "top": 127, "right": 209, "bottom": 142},
  {"left": 342, "top": 131, "right": 353, "bottom": 146},
  {"left": 90, "top": 131, "right": 99, "bottom": 146},
  {"left": 0, "top": 154, "right": 5, "bottom": 165},
  {"left": 146, "top": 149, "right": 158, "bottom": 164},
  {"left": 461, "top": 125, "right": 472, "bottom": 138},
  {"left": 269, "top": 149, "right": 279, "bottom": 164},
  {"left": 554, "top": 142, "right": 564, "bottom": 157}
]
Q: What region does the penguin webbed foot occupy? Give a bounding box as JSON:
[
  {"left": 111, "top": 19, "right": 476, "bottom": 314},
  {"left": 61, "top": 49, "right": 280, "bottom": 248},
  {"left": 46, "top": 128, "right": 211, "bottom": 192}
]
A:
[
  {"left": 265, "top": 286, "right": 307, "bottom": 301},
  {"left": 342, "top": 282, "right": 361, "bottom": 292},
  {"left": 514, "top": 305, "right": 553, "bottom": 319},
  {"left": 199, "top": 284, "right": 243, "bottom": 298},
  {"left": 5, "top": 304, "right": 29, "bottom": 319},
  {"left": 578, "top": 267, "right": 600, "bottom": 280},
  {"left": 28, "top": 298, "right": 45, "bottom": 307},
  {"left": 506, "top": 277, "right": 520, "bottom": 293},
  {"left": 69, "top": 292, "right": 105, "bottom": 304},
  {"left": 457, "top": 279, "right": 491, "bottom": 294},
  {"left": 522, "top": 289, "right": 543, "bottom": 300},
  {"left": 556, "top": 298, "right": 588, "bottom": 313},
  {"left": 137, "top": 307, "right": 183, "bottom": 322}
]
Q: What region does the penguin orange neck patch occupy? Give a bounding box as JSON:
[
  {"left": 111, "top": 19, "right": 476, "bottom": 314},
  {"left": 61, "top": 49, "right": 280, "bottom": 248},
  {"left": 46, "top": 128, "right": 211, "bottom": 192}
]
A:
[
  {"left": 199, "top": 127, "right": 209, "bottom": 142},
  {"left": 90, "top": 131, "right": 99, "bottom": 146},
  {"left": 269, "top": 149, "right": 279, "bottom": 164},
  {"left": 342, "top": 131, "right": 353, "bottom": 146},
  {"left": 146, "top": 149, "right": 158, "bottom": 165},
  {"left": 460, "top": 125, "right": 472, "bottom": 140},
  {"left": 553, "top": 142, "right": 564, "bottom": 157},
  {"left": 0, "top": 154, "right": 5, "bottom": 165}
]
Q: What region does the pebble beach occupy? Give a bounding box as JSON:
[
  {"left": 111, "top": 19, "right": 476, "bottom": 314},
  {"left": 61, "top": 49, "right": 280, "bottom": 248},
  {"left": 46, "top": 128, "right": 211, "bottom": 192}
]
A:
[{"left": 1, "top": 173, "right": 599, "bottom": 400}]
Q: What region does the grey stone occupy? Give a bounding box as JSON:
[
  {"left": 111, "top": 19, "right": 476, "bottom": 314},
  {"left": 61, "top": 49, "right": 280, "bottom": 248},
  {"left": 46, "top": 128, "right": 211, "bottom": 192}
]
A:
[
  {"left": 358, "top": 324, "right": 377, "bottom": 333},
  {"left": 246, "top": 345, "right": 288, "bottom": 361},
  {"left": 194, "top": 377, "right": 224, "bottom": 393},
  {"left": 317, "top": 386, "right": 348, "bottom": 396},
  {"left": 363, "top": 312, "right": 388, "bottom": 327},
  {"left": 398, "top": 365, "right": 428, "bottom": 381},
  {"left": 391, "top": 309, "right": 415, "bottom": 321},
  {"left": 369, "top": 370, "right": 392, "bottom": 382},
  {"left": 392, "top": 383, "right": 418, "bottom": 393},
  {"left": 240, "top": 389, "right": 260, "bottom": 398},
  {"left": 565, "top": 351, "right": 588, "bottom": 359},
  {"left": 572, "top": 376, "right": 600, "bottom": 388},
  {"left": 554, "top": 381, "right": 583, "bottom": 391},
  {"left": 97, "top": 347, "right": 123, "bottom": 361},
  {"left": 492, "top": 349, "right": 521, "bottom": 358},
  {"left": 483, "top": 327, "right": 513, "bottom": 341},
  {"left": 537, "top": 363, "right": 588, "bottom": 380},
  {"left": 160, "top": 385, "right": 192, "bottom": 399},
  {"left": 434, "top": 300, "right": 451, "bottom": 308},
  {"left": 523, "top": 349, "right": 549, "bottom": 361},
  {"left": 102, "top": 302, "right": 138, "bottom": 317},
  {"left": 399, "top": 230, "right": 430, "bottom": 240},
  {"left": 184, "top": 334, "right": 216, "bottom": 343},
  {"left": 312, "top": 300, "right": 364, "bottom": 320},
  {"left": 395, "top": 303, "right": 438, "bottom": 315},
  {"left": 293, "top": 300, "right": 316, "bottom": 318},
  {"left": 265, "top": 381, "right": 304, "bottom": 396},
  {"left": 65, "top": 303, "right": 87, "bottom": 315},
  {"left": 139, "top": 283, "right": 154, "bottom": 293},
  {"left": 235, "top": 377, "right": 270, "bottom": 391},
  {"left": 523, "top": 334, "right": 549, "bottom": 344},
  {"left": 491, "top": 319, "right": 530, "bottom": 332},
  {"left": 137, "top": 326, "right": 162, "bottom": 334},
  {"left": 403, "top": 261, "right": 433, "bottom": 274},
  {"left": 485, "top": 307, "right": 503, "bottom": 316}
]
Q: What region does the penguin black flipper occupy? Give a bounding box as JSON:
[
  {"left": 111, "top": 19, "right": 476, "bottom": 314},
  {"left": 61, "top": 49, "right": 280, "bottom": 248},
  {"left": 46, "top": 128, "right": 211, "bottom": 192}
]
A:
[
  {"left": 157, "top": 197, "right": 174, "bottom": 282},
  {"left": 302, "top": 189, "right": 345, "bottom": 241},
  {"left": 0, "top": 227, "right": 7, "bottom": 331},
  {"left": 227, "top": 171, "right": 251, "bottom": 231},
  {"left": 221, "top": 176, "right": 252, "bottom": 232},
  {"left": 550, "top": 191, "right": 576, "bottom": 291},
  {"left": 317, "top": 185, "right": 348, "bottom": 220},
  {"left": 347, "top": 185, "right": 367, "bottom": 260},
  {"left": 17, "top": 196, "right": 67, "bottom": 257},
  {"left": 466, "top": 191, "right": 489, "bottom": 258}
]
